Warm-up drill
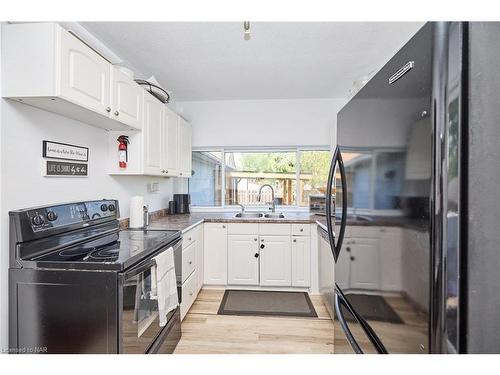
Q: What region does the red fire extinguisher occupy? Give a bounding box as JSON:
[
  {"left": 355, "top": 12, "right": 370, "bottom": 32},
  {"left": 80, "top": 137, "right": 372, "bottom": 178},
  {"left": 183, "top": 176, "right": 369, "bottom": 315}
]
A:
[{"left": 117, "top": 135, "right": 129, "bottom": 168}]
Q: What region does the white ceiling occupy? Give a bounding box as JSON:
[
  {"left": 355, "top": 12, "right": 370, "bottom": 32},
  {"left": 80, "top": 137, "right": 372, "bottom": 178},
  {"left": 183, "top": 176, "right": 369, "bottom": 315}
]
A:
[{"left": 81, "top": 22, "right": 424, "bottom": 101}]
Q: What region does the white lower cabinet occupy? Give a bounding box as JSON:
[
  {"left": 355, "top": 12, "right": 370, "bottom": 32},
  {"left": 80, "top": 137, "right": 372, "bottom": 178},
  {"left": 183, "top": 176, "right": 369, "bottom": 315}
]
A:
[
  {"left": 349, "top": 237, "right": 380, "bottom": 290},
  {"left": 203, "top": 223, "right": 228, "bottom": 285},
  {"left": 222, "top": 223, "right": 311, "bottom": 288},
  {"left": 259, "top": 235, "right": 292, "bottom": 287},
  {"left": 291, "top": 236, "right": 311, "bottom": 287},
  {"left": 179, "top": 224, "right": 203, "bottom": 321},
  {"left": 228, "top": 235, "right": 260, "bottom": 285}
]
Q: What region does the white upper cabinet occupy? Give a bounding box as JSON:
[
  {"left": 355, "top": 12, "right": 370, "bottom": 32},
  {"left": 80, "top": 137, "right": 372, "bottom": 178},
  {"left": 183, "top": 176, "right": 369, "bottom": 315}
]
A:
[
  {"left": 59, "top": 28, "right": 111, "bottom": 117},
  {"left": 2, "top": 22, "right": 141, "bottom": 131},
  {"left": 142, "top": 92, "right": 164, "bottom": 175},
  {"left": 178, "top": 117, "right": 192, "bottom": 178},
  {"left": 107, "top": 94, "right": 192, "bottom": 178},
  {"left": 163, "top": 107, "right": 179, "bottom": 176},
  {"left": 111, "top": 67, "right": 143, "bottom": 130}
]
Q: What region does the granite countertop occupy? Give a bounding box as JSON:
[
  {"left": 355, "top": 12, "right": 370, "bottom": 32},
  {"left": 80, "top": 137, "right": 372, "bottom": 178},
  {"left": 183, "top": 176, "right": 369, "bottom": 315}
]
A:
[
  {"left": 147, "top": 211, "right": 427, "bottom": 234},
  {"left": 148, "top": 211, "right": 319, "bottom": 233}
]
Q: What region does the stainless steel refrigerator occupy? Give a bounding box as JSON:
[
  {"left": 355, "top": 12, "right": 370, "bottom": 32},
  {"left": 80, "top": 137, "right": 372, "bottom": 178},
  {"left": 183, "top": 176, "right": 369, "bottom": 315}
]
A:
[{"left": 321, "top": 22, "right": 500, "bottom": 354}]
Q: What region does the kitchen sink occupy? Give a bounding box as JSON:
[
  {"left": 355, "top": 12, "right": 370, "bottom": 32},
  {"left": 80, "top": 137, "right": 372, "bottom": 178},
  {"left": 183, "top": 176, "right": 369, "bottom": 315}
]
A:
[
  {"left": 233, "top": 212, "right": 264, "bottom": 218},
  {"left": 264, "top": 212, "right": 286, "bottom": 219}
]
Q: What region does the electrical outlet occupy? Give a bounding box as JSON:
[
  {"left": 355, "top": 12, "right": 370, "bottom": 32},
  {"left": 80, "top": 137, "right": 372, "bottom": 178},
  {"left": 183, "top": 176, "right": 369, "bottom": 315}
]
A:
[{"left": 147, "top": 182, "right": 160, "bottom": 193}]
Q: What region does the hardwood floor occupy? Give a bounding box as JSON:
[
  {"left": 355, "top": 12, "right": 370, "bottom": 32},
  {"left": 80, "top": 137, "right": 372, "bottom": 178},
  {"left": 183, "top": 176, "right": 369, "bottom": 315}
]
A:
[{"left": 174, "top": 289, "right": 334, "bottom": 354}]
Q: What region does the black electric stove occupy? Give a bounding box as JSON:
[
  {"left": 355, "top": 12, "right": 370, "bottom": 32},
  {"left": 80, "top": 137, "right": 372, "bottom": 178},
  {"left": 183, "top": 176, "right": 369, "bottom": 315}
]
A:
[{"left": 9, "top": 199, "right": 182, "bottom": 354}]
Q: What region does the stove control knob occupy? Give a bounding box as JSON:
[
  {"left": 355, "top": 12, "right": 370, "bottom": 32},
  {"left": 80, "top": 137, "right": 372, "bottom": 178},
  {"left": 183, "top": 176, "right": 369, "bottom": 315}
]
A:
[
  {"left": 32, "top": 214, "right": 45, "bottom": 226},
  {"left": 46, "top": 211, "right": 58, "bottom": 222},
  {"left": 100, "top": 204, "right": 108, "bottom": 212},
  {"left": 108, "top": 204, "right": 116, "bottom": 212}
]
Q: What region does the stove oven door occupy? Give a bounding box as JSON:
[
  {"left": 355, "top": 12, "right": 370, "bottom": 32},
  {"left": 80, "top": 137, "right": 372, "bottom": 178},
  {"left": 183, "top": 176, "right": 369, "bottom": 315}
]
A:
[{"left": 119, "top": 255, "right": 179, "bottom": 354}]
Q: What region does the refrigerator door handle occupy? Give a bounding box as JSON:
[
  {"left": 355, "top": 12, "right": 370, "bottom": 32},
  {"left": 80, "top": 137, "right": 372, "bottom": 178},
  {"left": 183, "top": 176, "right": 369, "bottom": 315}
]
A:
[
  {"left": 335, "top": 285, "right": 388, "bottom": 354},
  {"left": 334, "top": 289, "right": 363, "bottom": 354},
  {"left": 326, "top": 145, "right": 348, "bottom": 262}
]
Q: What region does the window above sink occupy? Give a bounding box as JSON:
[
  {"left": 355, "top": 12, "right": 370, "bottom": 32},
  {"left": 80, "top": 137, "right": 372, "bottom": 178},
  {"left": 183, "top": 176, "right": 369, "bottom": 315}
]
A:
[{"left": 190, "top": 147, "right": 331, "bottom": 210}]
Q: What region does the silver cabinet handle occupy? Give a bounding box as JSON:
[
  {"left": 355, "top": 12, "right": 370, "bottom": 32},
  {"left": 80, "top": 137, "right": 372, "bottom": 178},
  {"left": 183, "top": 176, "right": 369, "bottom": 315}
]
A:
[
  {"left": 114, "top": 110, "right": 119, "bottom": 116},
  {"left": 293, "top": 239, "right": 297, "bottom": 242},
  {"left": 188, "top": 237, "right": 192, "bottom": 241},
  {"left": 222, "top": 225, "right": 226, "bottom": 229},
  {"left": 105, "top": 107, "right": 111, "bottom": 112},
  {"left": 254, "top": 238, "right": 258, "bottom": 241},
  {"left": 300, "top": 228, "right": 303, "bottom": 232},
  {"left": 165, "top": 170, "right": 168, "bottom": 174},
  {"left": 188, "top": 261, "right": 193, "bottom": 265}
]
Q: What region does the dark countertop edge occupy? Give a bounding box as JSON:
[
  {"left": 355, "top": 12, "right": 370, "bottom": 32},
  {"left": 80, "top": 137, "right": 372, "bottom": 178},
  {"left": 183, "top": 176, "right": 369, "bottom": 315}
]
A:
[{"left": 147, "top": 213, "right": 428, "bottom": 234}]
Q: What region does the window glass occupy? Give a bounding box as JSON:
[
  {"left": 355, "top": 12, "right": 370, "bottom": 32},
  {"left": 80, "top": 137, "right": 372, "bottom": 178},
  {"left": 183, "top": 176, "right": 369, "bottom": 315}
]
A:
[
  {"left": 190, "top": 151, "right": 223, "bottom": 206},
  {"left": 341, "top": 151, "right": 373, "bottom": 209},
  {"left": 299, "top": 150, "right": 331, "bottom": 207},
  {"left": 224, "top": 152, "right": 297, "bottom": 206}
]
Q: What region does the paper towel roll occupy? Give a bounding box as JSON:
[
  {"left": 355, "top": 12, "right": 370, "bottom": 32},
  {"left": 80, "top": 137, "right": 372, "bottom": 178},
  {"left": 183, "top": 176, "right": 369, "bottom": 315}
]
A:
[{"left": 129, "top": 196, "right": 144, "bottom": 228}]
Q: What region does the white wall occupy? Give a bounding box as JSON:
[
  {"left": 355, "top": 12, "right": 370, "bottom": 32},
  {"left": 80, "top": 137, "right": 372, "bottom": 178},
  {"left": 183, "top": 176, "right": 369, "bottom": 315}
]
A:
[
  {"left": 175, "top": 98, "right": 347, "bottom": 148},
  {"left": 0, "top": 99, "right": 183, "bottom": 349}
]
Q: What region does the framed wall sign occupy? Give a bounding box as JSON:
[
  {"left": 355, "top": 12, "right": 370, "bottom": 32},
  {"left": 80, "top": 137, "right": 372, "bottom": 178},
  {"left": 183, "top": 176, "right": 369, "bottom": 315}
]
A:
[
  {"left": 45, "top": 161, "right": 88, "bottom": 177},
  {"left": 42, "top": 141, "right": 89, "bottom": 162}
]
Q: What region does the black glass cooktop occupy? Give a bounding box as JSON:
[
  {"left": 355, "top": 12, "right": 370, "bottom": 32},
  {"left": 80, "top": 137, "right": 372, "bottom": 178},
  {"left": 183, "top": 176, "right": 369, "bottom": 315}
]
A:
[{"left": 28, "top": 229, "right": 180, "bottom": 271}]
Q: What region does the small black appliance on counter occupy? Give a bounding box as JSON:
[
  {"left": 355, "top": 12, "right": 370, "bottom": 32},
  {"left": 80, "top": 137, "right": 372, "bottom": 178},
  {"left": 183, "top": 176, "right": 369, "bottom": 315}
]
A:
[{"left": 173, "top": 194, "right": 190, "bottom": 214}]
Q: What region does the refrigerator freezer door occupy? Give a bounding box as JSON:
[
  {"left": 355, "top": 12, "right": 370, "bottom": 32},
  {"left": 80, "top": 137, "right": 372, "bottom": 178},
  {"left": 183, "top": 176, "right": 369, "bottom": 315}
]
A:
[{"left": 334, "top": 23, "right": 433, "bottom": 353}]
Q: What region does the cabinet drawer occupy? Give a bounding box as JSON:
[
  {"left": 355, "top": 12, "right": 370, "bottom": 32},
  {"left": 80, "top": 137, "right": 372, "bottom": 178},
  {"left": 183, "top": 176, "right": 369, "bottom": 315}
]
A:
[
  {"left": 291, "top": 223, "right": 310, "bottom": 236},
  {"left": 227, "top": 223, "right": 259, "bottom": 235},
  {"left": 182, "top": 241, "right": 196, "bottom": 282},
  {"left": 181, "top": 269, "right": 198, "bottom": 320},
  {"left": 182, "top": 224, "right": 202, "bottom": 249},
  {"left": 259, "top": 223, "right": 291, "bottom": 236}
]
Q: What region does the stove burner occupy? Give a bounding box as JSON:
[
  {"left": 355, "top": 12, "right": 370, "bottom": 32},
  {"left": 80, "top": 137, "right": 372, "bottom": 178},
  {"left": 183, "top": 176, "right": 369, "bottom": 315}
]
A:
[
  {"left": 59, "top": 248, "right": 93, "bottom": 257},
  {"left": 87, "top": 242, "right": 126, "bottom": 261}
]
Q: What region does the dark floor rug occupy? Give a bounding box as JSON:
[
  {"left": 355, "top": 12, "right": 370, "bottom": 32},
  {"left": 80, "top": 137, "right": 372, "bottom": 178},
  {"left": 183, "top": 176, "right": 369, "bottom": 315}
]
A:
[
  {"left": 344, "top": 294, "right": 403, "bottom": 324},
  {"left": 218, "top": 290, "right": 318, "bottom": 318}
]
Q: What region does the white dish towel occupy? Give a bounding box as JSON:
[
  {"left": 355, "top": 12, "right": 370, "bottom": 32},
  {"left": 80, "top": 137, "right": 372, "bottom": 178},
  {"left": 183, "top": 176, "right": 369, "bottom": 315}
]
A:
[{"left": 151, "top": 247, "right": 178, "bottom": 327}]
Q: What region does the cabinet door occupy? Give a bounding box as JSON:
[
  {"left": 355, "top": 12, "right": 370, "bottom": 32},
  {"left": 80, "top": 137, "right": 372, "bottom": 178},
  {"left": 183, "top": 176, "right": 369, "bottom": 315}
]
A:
[
  {"left": 259, "top": 236, "right": 291, "bottom": 287},
  {"left": 142, "top": 93, "right": 163, "bottom": 175},
  {"left": 178, "top": 117, "right": 192, "bottom": 177},
  {"left": 203, "top": 223, "right": 228, "bottom": 285},
  {"left": 111, "top": 67, "right": 142, "bottom": 130},
  {"left": 291, "top": 236, "right": 311, "bottom": 287},
  {"left": 162, "top": 107, "right": 179, "bottom": 176},
  {"left": 59, "top": 29, "right": 111, "bottom": 116},
  {"left": 349, "top": 237, "right": 380, "bottom": 290},
  {"left": 228, "top": 235, "right": 259, "bottom": 285}
]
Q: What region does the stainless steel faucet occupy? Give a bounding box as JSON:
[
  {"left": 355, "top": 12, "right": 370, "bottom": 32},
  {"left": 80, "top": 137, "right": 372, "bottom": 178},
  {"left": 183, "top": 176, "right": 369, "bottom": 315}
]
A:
[
  {"left": 236, "top": 202, "right": 245, "bottom": 214},
  {"left": 257, "top": 184, "right": 276, "bottom": 212}
]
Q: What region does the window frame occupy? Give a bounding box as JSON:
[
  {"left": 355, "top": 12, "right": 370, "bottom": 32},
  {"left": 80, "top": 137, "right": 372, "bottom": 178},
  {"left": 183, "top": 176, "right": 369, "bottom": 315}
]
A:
[{"left": 190, "top": 146, "right": 331, "bottom": 210}]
